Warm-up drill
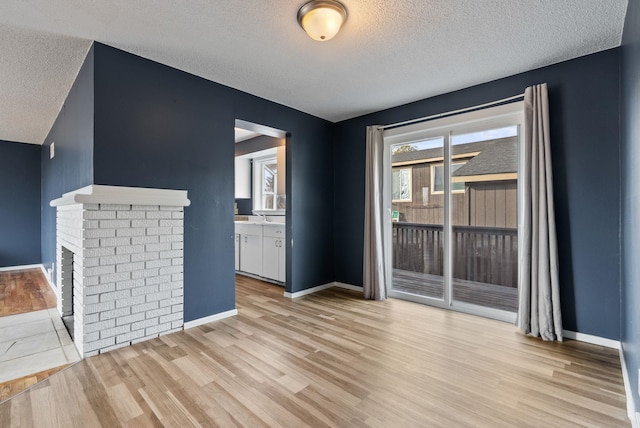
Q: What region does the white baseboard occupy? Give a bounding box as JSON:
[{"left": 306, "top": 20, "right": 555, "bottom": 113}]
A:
[
  {"left": 284, "top": 283, "right": 334, "bottom": 299},
  {"left": 284, "top": 281, "right": 363, "bottom": 299},
  {"left": 620, "top": 346, "right": 640, "bottom": 428},
  {"left": 0, "top": 263, "right": 43, "bottom": 272},
  {"left": 333, "top": 282, "right": 364, "bottom": 292},
  {"left": 562, "top": 330, "right": 621, "bottom": 349},
  {"left": 183, "top": 309, "right": 238, "bottom": 329},
  {"left": 38, "top": 264, "right": 57, "bottom": 290}
]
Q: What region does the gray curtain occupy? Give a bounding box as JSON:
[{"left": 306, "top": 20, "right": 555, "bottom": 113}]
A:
[
  {"left": 517, "top": 83, "right": 563, "bottom": 341},
  {"left": 363, "top": 125, "right": 387, "bottom": 300}
]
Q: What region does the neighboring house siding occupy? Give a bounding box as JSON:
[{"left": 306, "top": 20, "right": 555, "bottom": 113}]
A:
[
  {"left": 392, "top": 164, "right": 517, "bottom": 228},
  {"left": 468, "top": 181, "right": 517, "bottom": 228},
  {"left": 392, "top": 163, "right": 465, "bottom": 225}
]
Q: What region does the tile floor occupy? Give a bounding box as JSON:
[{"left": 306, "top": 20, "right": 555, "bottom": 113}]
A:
[{"left": 0, "top": 308, "right": 80, "bottom": 383}]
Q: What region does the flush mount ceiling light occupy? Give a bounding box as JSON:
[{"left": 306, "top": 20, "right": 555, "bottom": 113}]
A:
[{"left": 297, "top": 0, "right": 348, "bottom": 42}]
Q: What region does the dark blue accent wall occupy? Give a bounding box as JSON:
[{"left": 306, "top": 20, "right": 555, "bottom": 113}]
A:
[
  {"left": 0, "top": 140, "right": 41, "bottom": 267},
  {"left": 40, "top": 45, "right": 95, "bottom": 280},
  {"left": 621, "top": 0, "right": 640, "bottom": 415},
  {"left": 334, "top": 49, "right": 621, "bottom": 340},
  {"left": 91, "top": 43, "right": 334, "bottom": 322}
]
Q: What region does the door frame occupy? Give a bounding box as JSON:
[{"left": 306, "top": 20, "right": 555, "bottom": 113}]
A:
[
  {"left": 234, "top": 119, "right": 290, "bottom": 294},
  {"left": 382, "top": 102, "right": 525, "bottom": 323}
]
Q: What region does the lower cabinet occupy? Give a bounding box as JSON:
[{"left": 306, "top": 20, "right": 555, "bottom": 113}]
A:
[
  {"left": 235, "top": 223, "right": 285, "bottom": 283},
  {"left": 235, "top": 223, "right": 263, "bottom": 276},
  {"left": 262, "top": 236, "right": 285, "bottom": 282},
  {"left": 262, "top": 225, "right": 285, "bottom": 282},
  {"left": 239, "top": 233, "right": 262, "bottom": 276}
]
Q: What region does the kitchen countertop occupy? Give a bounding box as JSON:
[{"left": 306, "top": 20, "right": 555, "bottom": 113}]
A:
[{"left": 235, "top": 221, "right": 284, "bottom": 227}]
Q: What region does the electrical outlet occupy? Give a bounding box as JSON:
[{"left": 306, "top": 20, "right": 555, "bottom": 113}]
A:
[{"left": 50, "top": 142, "right": 55, "bottom": 159}]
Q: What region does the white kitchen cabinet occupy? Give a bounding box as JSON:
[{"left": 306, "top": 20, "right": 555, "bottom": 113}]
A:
[
  {"left": 263, "top": 225, "right": 285, "bottom": 282},
  {"left": 240, "top": 233, "right": 262, "bottom": 276},
  {"left": 235, "top": 222, "right": 285, "bottom": 283},
  {"left": 236, "top": 223, "right": 263, "bottom": 276},
  {"left": 262, "top": 237, "right": 280, "bottom": 280}
]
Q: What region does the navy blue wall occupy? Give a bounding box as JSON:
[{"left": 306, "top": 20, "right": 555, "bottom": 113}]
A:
[
  {"left": 0, "top": 140, "right": 41, "bottom": 267},
  {"left": 334, "top": 49, "right": 621, "bottom": 340},
  {"left": 621, "top": 0, "right": 640, "bottom": 414},
  {"left": 235, "top": 198, "right": 253, "bottom": 216},
  {"left": 41, "top": 45, "right": 95, "bottom": 279},
  {"left": 91, "top": 44, "right": 334, "bottom": 322}
]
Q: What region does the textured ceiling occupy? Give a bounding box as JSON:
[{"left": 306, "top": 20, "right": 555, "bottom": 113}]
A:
[{"left": 0, "top": 0, "right": 629, "bottom": 145}]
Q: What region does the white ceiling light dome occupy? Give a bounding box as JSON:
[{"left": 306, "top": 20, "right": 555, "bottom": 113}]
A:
[{"left": 297, "top": 0, "right": 348, "bottom": 42}]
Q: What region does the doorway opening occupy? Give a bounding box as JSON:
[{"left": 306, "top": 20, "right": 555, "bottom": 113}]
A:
[{"left": 233, "top": 119, "right": 289, "bottom": 294}]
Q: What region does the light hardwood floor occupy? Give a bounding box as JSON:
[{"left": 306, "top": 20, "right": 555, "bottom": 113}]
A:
[{"left": 0, "top": 275, "right": 630, "bottom": 427}]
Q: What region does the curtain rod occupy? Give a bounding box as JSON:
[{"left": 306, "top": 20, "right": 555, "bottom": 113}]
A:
[{"left": 378, "top": 92, "right": 525, "bottom": 130}]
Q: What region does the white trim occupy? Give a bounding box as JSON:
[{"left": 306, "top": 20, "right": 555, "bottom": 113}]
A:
[
  {"left": 284, "top": 283, "right": 334, "bottom": 299},
  {"left": 183, "top": 309, "right": 238, "bottom": 329},
  {"left": 50, "top": 185, "right": 191, "bottom": 207},
  {"left": 39, "top": 264, "right": 57, "bottom": 291},
  {"left": 283, "top": 282, "right": 363, "bottom": 299},
  {"left": 0, "top": 263, "right": 43, "bottom": 272},
  {"left": 620, "top": 347, "right": 640, "bottom": 428},
  {"left": 235, "top": 119, "right": 286, "bottom": 139},
  {"left": 384, "top": 102, "right": 525, "bottom": 146},
  {"left": 562, "top": 330, "right": 621, "bottom": 349},
  {"left": 333, "top": 282, "right": 363, "bottom": 292}
]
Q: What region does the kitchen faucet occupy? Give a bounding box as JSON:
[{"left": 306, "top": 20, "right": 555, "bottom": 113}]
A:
[{"left": 253, "top": 211, "right": 268, "bottom": 222}]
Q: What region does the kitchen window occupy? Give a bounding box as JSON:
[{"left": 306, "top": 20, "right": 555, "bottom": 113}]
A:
[{"left": 253, "top": 156, "right": 278, "bottom": 211}]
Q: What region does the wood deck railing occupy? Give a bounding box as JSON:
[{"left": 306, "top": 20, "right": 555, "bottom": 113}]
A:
[{"left": 392, "top": 222, "right": 518, "bottom": 288}]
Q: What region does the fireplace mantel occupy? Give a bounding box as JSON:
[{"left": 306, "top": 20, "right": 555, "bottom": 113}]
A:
[{"left": 50, "top": 184, "right": 191, "bottom": 208}]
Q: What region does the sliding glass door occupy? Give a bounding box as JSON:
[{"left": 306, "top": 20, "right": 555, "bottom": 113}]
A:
[
  {"left": 384, "top": 103, "right": 524, "bottom": 322},
  {"left": 390, "top": 135, "right": 446, "bottom": 301}
]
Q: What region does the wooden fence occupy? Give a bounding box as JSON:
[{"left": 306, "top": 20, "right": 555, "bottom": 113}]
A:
[{"left": 392, "top": 222, "right": 518, "bottom": 288}]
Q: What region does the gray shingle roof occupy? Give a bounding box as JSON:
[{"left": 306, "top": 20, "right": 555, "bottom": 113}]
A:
[
  {"left": 453, "top": 137, "right": 517, "bottom": 176},
  {"left": 392, "top": 136, "right": 517, "bottom": 176}
]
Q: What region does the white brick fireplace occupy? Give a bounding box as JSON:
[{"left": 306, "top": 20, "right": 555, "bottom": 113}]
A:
[{"left": 50, "top": 185, "right": 190, "bottom": 357}]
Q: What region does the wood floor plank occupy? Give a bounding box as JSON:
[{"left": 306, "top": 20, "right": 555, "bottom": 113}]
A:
[
  {"left": 0, "top": 274, "right": 630, "bottom": 427},
  {"left": 0, "top": 364, "right": 69, "bottom": 402},
  {"left": 0, "top": 269, "right": 56, "bottom": 317}
]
